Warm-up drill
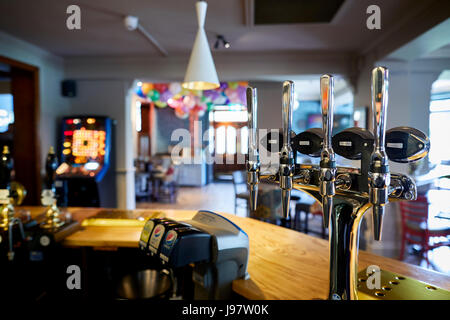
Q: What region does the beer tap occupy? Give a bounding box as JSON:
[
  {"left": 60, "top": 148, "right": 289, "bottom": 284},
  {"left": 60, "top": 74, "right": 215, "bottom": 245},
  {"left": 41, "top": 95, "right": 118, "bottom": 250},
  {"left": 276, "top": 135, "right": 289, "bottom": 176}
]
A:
[
  {"left": 0, "top": 146, "right": 25, "bottom": 261},
  {"left": 319, "top": 75, "right": 336, "bottom": 229},
  {"left": 0, "top": 146, "right": 14, "bottom": 230},
  {"left": 279, "top": 81, "right": 295, "bottom": 218},
  {"left": 41, "top": 146, "right": 63, "bottom": 229},
  {"left": 252, "top": 67, "right": 430, "bottom": 300},
  {"left": 246, "top": 87, "right": 260, "bottom": 212},
  {"left": 369, "top": 67, "right": 390, "bottom": 241}
]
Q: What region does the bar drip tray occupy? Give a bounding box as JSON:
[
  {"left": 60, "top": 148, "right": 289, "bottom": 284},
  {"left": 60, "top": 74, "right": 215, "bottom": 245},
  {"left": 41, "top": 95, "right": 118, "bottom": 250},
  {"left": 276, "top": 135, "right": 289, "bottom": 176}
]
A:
[
  {"left": 81, "top": 209, "right": 165, "bottom": 227},
  {"left": 357, "top": 269, "right": 450, "bottom": 300}
]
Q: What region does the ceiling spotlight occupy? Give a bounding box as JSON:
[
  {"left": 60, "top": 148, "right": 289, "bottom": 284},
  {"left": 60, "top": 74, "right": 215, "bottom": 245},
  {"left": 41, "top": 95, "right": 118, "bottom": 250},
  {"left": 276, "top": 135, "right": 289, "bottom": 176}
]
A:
[{"left": 214, "top": 35, "right": 230, "bottom": 49}]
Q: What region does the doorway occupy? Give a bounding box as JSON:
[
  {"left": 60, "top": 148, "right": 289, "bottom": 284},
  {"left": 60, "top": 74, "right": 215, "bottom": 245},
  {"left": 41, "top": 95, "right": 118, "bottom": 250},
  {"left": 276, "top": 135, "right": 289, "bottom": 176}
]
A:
[
  {"left": 209, "top": 106, "right": 248, "bottom": 175},
  {"left": 0, "top": 56, "right": 41, "bottom": 205}
]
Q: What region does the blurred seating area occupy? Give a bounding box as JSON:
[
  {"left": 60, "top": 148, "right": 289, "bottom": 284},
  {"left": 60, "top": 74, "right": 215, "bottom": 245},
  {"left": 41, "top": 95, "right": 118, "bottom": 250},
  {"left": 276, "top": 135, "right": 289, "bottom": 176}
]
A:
[{"left": 135, "top": 154, "right": 179, "bottom": 203}]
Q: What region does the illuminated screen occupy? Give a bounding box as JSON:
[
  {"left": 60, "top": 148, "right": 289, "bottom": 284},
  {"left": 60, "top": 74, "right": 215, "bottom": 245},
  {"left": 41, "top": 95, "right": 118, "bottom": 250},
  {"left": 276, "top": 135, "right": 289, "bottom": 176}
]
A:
[
  {"left": 72, "top": 128, "right": 106, "bottom": 159},
  {"left": 59, "top": 116, "right": 110, "bottom": 179}
]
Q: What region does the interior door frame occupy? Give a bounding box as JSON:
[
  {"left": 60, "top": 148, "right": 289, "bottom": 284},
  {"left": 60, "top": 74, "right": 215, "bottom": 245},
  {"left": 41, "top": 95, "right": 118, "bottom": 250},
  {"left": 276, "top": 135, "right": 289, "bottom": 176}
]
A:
[
  {"left": 0, "top": 55, "right": 41, "bottom": 205},
  {"left": 211, "top": 121, "right": 247, "bottom": 174}
]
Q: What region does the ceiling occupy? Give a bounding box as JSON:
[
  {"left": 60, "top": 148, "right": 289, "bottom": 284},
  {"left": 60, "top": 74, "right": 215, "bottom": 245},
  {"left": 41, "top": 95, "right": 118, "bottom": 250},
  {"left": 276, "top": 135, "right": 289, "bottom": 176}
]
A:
[
  {"left": 424, "top": 44, "right": 450, "bottom": 59},
  {"left": 0, "top": 0, "right": 434, "bottom": 58}
]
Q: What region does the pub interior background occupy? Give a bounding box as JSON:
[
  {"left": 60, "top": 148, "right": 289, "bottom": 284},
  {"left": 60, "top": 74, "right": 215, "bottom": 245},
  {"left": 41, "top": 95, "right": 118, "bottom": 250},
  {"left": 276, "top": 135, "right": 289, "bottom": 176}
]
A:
[{"left": 0, "top": 0, "right": 449, "bottom": 301}]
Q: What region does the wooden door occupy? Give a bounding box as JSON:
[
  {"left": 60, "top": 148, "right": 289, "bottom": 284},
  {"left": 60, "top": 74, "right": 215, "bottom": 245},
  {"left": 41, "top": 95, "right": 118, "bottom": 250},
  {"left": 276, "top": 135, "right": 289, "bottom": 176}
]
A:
[{"left": 1, "top": 56, "right": 41, "bottom": 205}]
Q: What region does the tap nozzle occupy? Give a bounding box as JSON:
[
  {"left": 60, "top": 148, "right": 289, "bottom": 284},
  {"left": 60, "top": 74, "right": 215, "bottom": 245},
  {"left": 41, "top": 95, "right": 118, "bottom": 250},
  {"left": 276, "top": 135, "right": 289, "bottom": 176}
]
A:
[
  {"left": 246, "top": 87, "right": 260, "bottom": 212},
  {"left": 279, "top": 81, "right": 295, "bottom": 218},
  {"left": 369, "top": 67, "right": 390, "bottom": 241},
  {"left": 319, "top": 75, "right": 336, "bottom": 229}
]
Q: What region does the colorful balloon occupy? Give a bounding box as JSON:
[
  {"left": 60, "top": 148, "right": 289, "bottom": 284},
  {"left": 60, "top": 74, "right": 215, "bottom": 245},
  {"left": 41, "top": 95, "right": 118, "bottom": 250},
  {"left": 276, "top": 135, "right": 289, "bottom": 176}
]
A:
[
  {"left": 147, "top": 89, "right": 160, "bottom": 101},
  {"left": 224, "top": 88, "right": 234, "bottom": 98},
  {"left": 168, "top": 82, "right": 182, "bottom": 95},
  {"left": 141, "top": 83, "right": 153, "bottom": 95},
  {"left": 228, "top": 82, "right": 238, "bottom": 89},
  {"left": 237, "top": 85, "right": 246, "bottom": 104},
  {"left": 168, "top": 98, "right": 180, "bottom": 109},
  {"left": 155, "top": 101, "right": 167, "bottom": 108},
  {"left": 214, "top": 95, "right": 227, "bottom": 105},
  {"left": 160, "top": 90, "right": 173, "bottom": 103},
  {"left": 183, "top": 95, "right": 196, "bottom": 109},
  {"left": 175, "top": 107, "right": 188, "bottom": 119},
  {"left": 153, "top": 83, "right": 168, "bottom": 93},
  {"left": 229, "top": 91, "right": 240, "bottom": 104},
  {"left": 135, "top": 87, "right": 146, "bottom": 98}
]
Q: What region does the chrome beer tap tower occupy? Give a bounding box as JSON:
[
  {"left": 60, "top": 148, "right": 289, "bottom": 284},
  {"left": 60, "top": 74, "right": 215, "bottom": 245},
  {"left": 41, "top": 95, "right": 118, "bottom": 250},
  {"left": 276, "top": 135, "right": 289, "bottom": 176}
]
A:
[{"left": 247, "top": 67, "right": 431, "bottom": 300}]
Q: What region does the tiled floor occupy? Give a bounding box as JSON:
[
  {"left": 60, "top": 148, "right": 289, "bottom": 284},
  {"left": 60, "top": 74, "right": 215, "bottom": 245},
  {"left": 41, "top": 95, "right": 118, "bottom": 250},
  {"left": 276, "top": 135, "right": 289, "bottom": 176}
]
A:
[{"left": 137, "top": 182, "right": 450, "bottom": 275}]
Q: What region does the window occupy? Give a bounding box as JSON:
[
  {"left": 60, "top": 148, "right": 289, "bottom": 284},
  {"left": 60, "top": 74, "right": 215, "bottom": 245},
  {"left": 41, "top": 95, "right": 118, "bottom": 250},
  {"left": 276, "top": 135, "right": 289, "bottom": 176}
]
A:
[
  {"left": 210, "top": 105, "right": 248, "bottom": 157},
  {"left": 429, "top": 96, "right": 450, "bottom": 164},
  {"left": 0, "top": 94, "right": 14, "bottom": 133},
  {"left": 226, "top": 126, "right": 237, "bottom": 154},
  {"left": 216, "top": 126, "right": 226, "bottom": 155}
]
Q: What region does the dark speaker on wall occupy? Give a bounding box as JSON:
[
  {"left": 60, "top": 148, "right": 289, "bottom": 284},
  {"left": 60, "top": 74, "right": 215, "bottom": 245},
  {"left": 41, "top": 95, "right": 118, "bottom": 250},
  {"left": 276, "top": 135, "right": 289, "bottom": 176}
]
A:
[{"left": 61, "top": 80, "right": 77, "bottom": 97}]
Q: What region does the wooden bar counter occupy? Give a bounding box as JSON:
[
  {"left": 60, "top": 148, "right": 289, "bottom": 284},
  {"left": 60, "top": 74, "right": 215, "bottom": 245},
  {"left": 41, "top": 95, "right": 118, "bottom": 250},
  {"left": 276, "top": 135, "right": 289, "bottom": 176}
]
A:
[{"left": 22, "top": 206, "right": 450, "bottom": 300}]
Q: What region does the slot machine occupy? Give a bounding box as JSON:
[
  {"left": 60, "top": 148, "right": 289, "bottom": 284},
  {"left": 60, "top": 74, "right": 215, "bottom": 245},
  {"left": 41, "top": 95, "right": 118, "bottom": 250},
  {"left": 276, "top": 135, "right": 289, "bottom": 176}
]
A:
[{"left": 56, "top": 116, "right": 116, "bottom": 207}]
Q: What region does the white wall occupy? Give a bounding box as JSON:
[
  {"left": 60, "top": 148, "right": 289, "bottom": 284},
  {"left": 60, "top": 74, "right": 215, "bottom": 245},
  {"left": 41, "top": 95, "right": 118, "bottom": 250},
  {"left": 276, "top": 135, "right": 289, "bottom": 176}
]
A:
[
  {"left": 0, "top": 31, "right": 70, "bottom": 166},
  {"left": 65, "top": 80, "right": 136, "bottom": 209}
]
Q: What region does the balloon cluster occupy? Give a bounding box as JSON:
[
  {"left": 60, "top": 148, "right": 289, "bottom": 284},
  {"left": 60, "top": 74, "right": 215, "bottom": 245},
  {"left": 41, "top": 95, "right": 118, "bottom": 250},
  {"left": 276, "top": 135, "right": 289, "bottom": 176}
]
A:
[{"left": 135, "top": 81, "right": 248, "bottom": 119}]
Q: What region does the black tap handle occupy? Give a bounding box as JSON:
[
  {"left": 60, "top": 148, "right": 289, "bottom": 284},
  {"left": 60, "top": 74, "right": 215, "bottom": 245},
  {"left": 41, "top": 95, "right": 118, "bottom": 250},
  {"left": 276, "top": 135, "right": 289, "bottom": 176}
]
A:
[
  {"left": 44, "top": 147, "right": 59, "bottom": 190},
  {"left": 292, "top": 128, "right": 324, "bottom": 157},
  {"left": 385, "top": 127, "right": 430, "bottom": 163},
  {"left": 0, "top": 146, "right": 13, "bottom": 190}
]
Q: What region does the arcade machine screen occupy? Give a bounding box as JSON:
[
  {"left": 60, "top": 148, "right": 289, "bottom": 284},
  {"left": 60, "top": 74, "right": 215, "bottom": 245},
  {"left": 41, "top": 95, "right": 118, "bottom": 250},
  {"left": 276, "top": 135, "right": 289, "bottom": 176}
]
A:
[{"left": 56, "top": 116, "right": 115, "bottom": 207}]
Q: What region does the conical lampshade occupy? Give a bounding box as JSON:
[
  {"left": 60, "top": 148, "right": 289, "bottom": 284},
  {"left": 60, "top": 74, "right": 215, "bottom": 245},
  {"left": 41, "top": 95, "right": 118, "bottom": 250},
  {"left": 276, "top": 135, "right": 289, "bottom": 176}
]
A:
[{"left": 182, "top": 1, "right": 220, "bottom": 90}]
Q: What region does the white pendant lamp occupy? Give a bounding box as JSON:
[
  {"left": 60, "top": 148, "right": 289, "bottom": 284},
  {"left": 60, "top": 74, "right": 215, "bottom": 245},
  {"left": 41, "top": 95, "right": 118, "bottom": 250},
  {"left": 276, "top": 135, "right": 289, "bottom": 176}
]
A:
[{"left": 182, "top": 1, "right": 220, "bottom": 90}]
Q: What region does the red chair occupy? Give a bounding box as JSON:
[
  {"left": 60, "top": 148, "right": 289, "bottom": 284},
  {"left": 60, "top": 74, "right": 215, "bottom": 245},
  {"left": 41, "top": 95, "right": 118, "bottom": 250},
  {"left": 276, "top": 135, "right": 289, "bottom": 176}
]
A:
[{"left": 399, "top": 196, "right": 450, "bottom": 266}]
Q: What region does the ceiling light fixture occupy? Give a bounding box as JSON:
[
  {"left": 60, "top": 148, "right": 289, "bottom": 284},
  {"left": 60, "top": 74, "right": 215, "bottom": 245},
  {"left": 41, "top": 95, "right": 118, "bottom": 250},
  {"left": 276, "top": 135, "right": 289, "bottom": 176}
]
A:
[
  {"left": 182, "top": 1, "right": 220, "bottom": 90},
  {"left": 214, "top": 35, "right": 231, "bottom": 49}
]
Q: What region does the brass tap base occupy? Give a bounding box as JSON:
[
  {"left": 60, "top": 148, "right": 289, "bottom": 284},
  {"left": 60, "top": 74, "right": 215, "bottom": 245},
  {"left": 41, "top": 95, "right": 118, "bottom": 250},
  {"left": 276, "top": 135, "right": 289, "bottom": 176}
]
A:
[
  {"left": 40, "top": 220, "right": 65, "bottom": 229},
  {"left": 40, "top": 205, "right": 64, "bottom": 229},
  {"left": 33, "top": 219, "right": 81, "bottom": 243},
  {"left": 357, "top": 269, "right": 450, "bottom": 300},
  {"left": 0, "top": 204, "right": 15, "bottom": 231}
]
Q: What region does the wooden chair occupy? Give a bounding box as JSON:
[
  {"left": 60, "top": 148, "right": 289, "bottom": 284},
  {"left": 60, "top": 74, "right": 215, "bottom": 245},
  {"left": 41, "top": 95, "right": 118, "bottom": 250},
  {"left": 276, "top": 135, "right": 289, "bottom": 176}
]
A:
[
  {"left": 232, "top": 171, "right": 249, "bottom": 214},
  {"left": 399, "top": 195, "right": 450, "bottom": 266}
]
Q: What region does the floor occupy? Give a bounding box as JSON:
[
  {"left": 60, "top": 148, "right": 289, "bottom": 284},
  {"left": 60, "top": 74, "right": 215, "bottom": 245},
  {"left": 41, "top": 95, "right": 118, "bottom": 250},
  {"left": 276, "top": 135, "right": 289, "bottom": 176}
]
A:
[
  {"left": 137, "top": 182, "right": 450, "bottom": 275},
  {"left": 137, "top": 181, "right": 244, "bottom": 216}
]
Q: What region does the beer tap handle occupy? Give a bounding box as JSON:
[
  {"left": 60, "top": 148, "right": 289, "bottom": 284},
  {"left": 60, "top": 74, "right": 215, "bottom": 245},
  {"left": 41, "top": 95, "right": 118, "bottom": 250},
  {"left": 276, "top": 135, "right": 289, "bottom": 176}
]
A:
[
  {"left": 279, "top": 81, "right": 295, "bottom": 218},
  {"left": 369, "top": 67, "right": 390, "bottom": 241},
  {"left": 45, "top": 146, "right": 58, "bottom": 191},
  {"left": 246, "top": 87, "right": 260, "bottom": 212},
  {"left": 282, "top": 82, "right": 294, "bottom": 149},
  {"left": 0, "top": 146, "right": 13, "bottom": 190},
  {"left": 319, "top": 75, "right": 336, "bottom": 229}
]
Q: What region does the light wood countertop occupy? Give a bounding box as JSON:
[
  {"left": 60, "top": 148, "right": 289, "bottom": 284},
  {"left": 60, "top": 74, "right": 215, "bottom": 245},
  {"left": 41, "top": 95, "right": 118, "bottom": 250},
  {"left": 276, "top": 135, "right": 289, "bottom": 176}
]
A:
[{"left": 20, "top": 206, "right": 450, "bottom": 300}]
